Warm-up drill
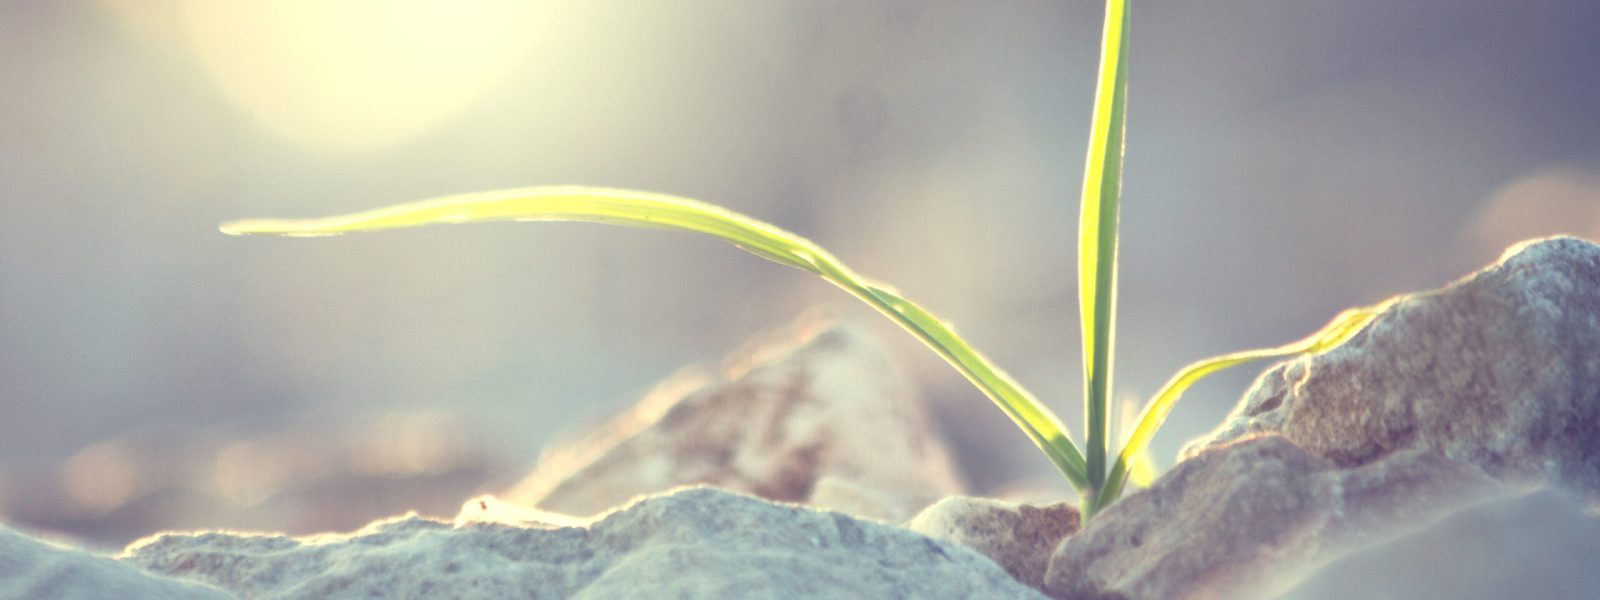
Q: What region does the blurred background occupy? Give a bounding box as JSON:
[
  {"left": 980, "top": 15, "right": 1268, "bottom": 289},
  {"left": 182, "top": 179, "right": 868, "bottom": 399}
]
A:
[{"left": 2, "top": 0, "right": 1598, "bottom": 597}]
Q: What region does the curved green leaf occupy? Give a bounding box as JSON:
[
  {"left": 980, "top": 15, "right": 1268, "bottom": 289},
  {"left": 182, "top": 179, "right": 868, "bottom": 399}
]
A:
[
  {"left": 223, "top": 186, "right": 1090, "bottom": 489},
  {"left": 1089, "top": 301, "right": 1387, "bottom": 514}
]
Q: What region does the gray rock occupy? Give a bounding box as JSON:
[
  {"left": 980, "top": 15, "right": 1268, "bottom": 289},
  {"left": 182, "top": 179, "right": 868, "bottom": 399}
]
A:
[
  {"left": 1045, "top": 237, "right": 1600, "bottom": 600},
  {"left": 122, "top": 487, "right": 1047, "bottom": 600},
  {"left": 908, "top": 496, "right": 1080, "bottom": 590},
  {"left": 0, "top": 526, "right": 230, "bottom": 600},
  {"left": 507, "top": 317, "right": 964, "bottom": 522}
]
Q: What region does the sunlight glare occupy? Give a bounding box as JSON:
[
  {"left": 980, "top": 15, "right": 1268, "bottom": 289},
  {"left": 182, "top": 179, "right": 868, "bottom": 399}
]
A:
[{"left": 182, "top": 0, "right": 541, "bottom": 153}]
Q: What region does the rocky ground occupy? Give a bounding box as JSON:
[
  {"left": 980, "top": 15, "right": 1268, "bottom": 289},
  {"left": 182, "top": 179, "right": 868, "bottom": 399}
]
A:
[{"left": 2, "top": 237, "right": 1597, "bottom": 599}]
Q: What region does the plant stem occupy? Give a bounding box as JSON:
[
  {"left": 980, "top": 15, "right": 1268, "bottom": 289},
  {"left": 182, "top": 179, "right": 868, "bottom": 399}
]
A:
[{"left": 1079, "top": 0, "right": 1130, "bottom": 509}]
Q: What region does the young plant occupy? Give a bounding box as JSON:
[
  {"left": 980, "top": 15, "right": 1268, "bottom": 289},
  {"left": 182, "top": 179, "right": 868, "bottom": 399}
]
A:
[{"left": 224, "top": 0, "right": 1377, "bottom": 516}]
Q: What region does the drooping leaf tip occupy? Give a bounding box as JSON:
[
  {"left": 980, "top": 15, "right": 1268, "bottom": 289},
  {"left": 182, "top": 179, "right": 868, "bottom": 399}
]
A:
[{"left": 219, "top": 219, "right": 339, "bottom": 237}]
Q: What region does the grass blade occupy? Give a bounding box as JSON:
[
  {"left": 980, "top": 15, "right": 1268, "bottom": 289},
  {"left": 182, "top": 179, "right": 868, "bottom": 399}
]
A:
[
  {"left": 222, "top": 186, "right": 1091, "bottom": 489},
  {"left": 1090, "top": 301, "right": 1387, "bottom": 514},
  {"left": 1115, "top": 396, "right": 1159, "bottom": 489},
  {"left": 1079, "top": 0, "right": 1131, "bottom": 499}
]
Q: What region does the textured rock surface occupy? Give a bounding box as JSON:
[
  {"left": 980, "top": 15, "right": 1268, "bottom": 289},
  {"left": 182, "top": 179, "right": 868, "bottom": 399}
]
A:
[
  {"left": 122, "top": 487, "right": 1046, "bottom": 600},
  {"left": 1045, "top": 237, "right": 1600, "bottom": 600},
  {"left": 0, "top": 526, "right": 229, "bottom": 600},
  {"left": 908, "top": 496, "right": 1080, "bottom": 590},
  {"left": 507, "top": 317, "right": 963, "bottom": 521}
]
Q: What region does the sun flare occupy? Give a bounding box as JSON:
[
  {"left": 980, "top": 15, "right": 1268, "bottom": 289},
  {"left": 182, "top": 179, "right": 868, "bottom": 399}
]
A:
[{"left": 180, "top": 0, "right": 539, "bottom": 153}]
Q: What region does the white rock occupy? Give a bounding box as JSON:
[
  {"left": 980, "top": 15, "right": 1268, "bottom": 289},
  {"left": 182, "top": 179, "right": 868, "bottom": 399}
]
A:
[
  {"left": 121, "top": 487, "right": 1046, "bottom": 600},
  {"left": 1045, "top": 237, "right": 1600, "bottom": 600},
  {"left": 0, "top": 526, "right": 229, "bottom": 600}
]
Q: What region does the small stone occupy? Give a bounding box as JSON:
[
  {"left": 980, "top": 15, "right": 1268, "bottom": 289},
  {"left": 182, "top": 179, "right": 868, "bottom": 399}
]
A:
[
  {"left": 506, "top": 316, "right": 964, "bottom": 521},
  {"left": 908, "top": 496, "right": 1080, "bottom": 590},
  {"left": 1045, "top": 237, "right": 1600, "bottom": 600}
]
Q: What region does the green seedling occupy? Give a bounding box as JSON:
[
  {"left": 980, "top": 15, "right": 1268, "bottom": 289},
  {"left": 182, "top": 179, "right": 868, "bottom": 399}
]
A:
[{"left": 224, "top": 0, "right": 1378, "bottom": 516}]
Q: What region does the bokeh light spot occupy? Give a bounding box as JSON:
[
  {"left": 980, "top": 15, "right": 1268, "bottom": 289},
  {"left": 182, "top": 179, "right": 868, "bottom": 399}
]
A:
[
  {"left": 1466, "top": 167, "right": 1600, "bottom": 256},
  {"left": 62, "top": 442, "right": 139, "bottom": 515}
]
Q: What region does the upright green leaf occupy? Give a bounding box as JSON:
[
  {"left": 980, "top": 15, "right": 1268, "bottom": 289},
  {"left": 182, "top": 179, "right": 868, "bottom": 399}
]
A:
[
  {"left": 222, "top": 186, "right": 1091, "bottom": 489},
  {"left": 1090, "top": 301, "right": 1387, "bottom": 514},
  {"left": 1079, "top": 0, "right": 1130, "bottom": 499}
]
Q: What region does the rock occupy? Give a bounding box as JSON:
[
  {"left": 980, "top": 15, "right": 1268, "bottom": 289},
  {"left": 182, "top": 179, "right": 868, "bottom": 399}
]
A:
[
  {"left": 808, "top": 476, "right": 929, "bottom": 523},
  {"left": 1045, "top": 237, "right": 1600, "bottom": 600},
  {"left": 0, "top": 526, "right": 230, "bottom": 600},
  {"left": 507, "top": 316, "right": 964, "bottom": 522},
  {"left": 121, "top": 487, "right": 1047, "bottom": 600},
  {"left": 908, "top": 496, "right": 1080, "bottom": 590}
]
